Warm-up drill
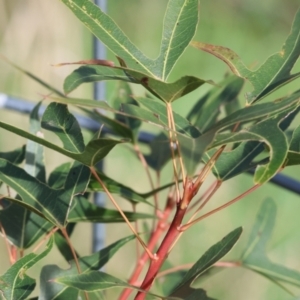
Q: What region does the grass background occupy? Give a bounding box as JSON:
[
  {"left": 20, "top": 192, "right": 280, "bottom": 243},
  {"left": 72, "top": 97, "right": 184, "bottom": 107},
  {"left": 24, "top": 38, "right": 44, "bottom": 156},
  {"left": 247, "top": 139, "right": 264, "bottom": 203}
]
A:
[{"left": 1, "top": 0, "right": 300, "bottom": 299}]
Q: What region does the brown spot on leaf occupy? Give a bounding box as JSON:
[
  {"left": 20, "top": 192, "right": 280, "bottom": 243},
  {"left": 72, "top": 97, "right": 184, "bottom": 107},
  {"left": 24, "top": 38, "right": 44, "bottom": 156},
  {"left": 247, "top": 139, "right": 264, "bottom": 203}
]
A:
[{"left": 141, "top": 77, "right": 149, "bottom": 86}]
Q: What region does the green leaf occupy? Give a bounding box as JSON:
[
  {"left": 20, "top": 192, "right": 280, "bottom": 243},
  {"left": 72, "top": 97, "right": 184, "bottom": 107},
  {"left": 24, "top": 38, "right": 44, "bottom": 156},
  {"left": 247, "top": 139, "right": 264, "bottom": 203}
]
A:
[
  {"left": 68, "top": 196, "right": 155, "bottom": 222},
  {"left": 0, "top": 237, "right": 53, "bottom": 300},
  {"left": 59, "top": 0, "right": 156, "bottom": 77},
  {"left": 53, "top": 271, "right": 133, "bottom": 291},
  {"left": 0, "top": 159, "right": 90, "bottom": 227},
  {"left": 209, "top": 116, "right": 288, "bottom": 184},
  {"left": 170, "top": 227, "right": 242, "bottom": 298},
  {"left": 204, "top": 105, "right": 300, "bottom": 181},
  {"left": 116, "top": 69, "right": 208, "bottom": 103},
  {"left": 137, "top": 98, "right": 201, "bottom": 137},
  {"left": 285, "top": 150, "right": 300, "bottom": 166},
  {"left": 63, "top": 65, "right": 136, "bottom": 94},
  {"left": 0, "top": 146, "right": 25, "bottom": 164},
  {"left": 47, "top": 96, "right": 168, "bottom": 132},
  {"left": 53, "top": 271, "right": 167, "bottom": 299},
  {"left": 187, "top": 75, "right": 244, "bottom": 132},
  {"left": 204, "top": 141, "right": 264, "bottom": 181},
  {"left": 41, "top": 102, "right": 85, "bottom": 153},
  {"left": 289, "top": 125, "right": 300, "bottom": 152},
  {"left": 111, "top": 81, "right": 142, "bottom": 142},
  {"left": 0, "top": 195, "right": 53, "bottom": 248},
  {"left": 121, "top": 100, "right": 201, "bottom": 147},
  {"left": 178, "top": 129, "right": 217, "bottom": 175},
  {"left": 191, "top": 8, "right": 300, "bottom": 103},
  {"left": 154, "top": 261, "right": 187, "bottom": 297},
  {"left": 88, "top": 170, "right": 152, "bottom": 205},
  {"left": 81, "top": 108, "right": 135, "bottom": 140},
  {"left": 241, "top": 198, "right": 300, "bottom": 288},
  {"left": 181, "top": 90, "right": 300, "bottom": 175},
  {"left": 48, "top": 162, "right": 72, "bottom": 189},
  {"left": 170, "top": 289, "right": 216, "bottom": 300},
  {"left": 0, "top": 102, "right": 51, "bottom": 249},
  {"left": 156, "top": 0, "right": 199, "bottom": 80},
  {"left": 144, "top": 132, "right": 172, "bottom": 171},
  {"left": 0, "top": 120, "right": 122, "bottom": 166},
  {"left": 40, "top": 235, "right": 134, "bottom": 300},
  {"left": 210, "top": 91, "right": 300, "bottom": 133},
  {"left": 64, "top": 65, "right": 206, "bottom": 103}
]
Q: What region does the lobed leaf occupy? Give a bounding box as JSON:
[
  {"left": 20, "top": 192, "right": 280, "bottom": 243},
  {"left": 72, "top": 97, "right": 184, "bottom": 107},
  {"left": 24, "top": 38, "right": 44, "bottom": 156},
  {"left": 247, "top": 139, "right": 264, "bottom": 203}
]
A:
[
  {"left": 0, "top": 103, "right": 52, "bottom": 248},
  {"left": 64, "top": 64, "right": 207, "bottom": 103},
  {"left": 0, "top": 159, "right": 90, "bottom": 227},
  {"left": 191, "top": 8, "right": 300, "bottom": 103},
  {"left": 208, "top": 116, "right": 288, "bottom": 184},
  {"left": 63, "top": 65, "right": 136, "bottom": 94},
  {"left": 0, "top": 120, "right": 122, "bottom": 166},
  {"left": 0, "top": 196, "right": 53, "bottom": 248},
  {"left": 204, "top": 105, "right": 300, "bottom": 181},
  {"left": 41, "top": 103, "right": 85, "bottom": 153}
]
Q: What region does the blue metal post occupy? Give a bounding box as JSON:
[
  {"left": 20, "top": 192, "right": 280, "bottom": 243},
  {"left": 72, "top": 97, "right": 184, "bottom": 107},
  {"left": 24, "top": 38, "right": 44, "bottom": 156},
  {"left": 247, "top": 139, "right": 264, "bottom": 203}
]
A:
[{"left": 92, "top": 0, "right": 107, "bottom": 253}]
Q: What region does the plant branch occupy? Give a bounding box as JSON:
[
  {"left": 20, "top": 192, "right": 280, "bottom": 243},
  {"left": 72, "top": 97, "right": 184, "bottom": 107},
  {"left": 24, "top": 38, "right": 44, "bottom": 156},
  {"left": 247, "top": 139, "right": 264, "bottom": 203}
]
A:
[
  {"left": 90, "top": 167, "right": 155, "bottom": 260},
  {"left": 119, "top": 193, "right": 176, "bottom": 300},
  {"left": 32, "top": 226, "right": 59, "bottom": 253},
  {"left": 193, "top": 146, "right": 225, "bottom": 192},
  {"left": 166, "top": 103, "right": 181, "bottom": 200},
  {"left": 187, "top": 180, "right": 219, "bottom": 212},
  {"left": 167, "top": 103, "right": 186, "bottom": 186},
  {"left": 189, "top": 180, "right": 222, "bottom": 222},
  {"left": 134, "top": 203, "right": 188, "bottom": 299},
  {"left": 60, "top": 228, "right": 89, "bottom": 300},
  {"left": 180, "top": 184, "right": 260, "bottom": 231}
]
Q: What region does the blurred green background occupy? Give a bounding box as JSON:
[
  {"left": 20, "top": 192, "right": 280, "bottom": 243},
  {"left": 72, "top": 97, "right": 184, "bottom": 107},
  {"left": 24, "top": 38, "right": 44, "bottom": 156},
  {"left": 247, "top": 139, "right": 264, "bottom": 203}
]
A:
[{"left": 1, "top": 0, "right": 300, "bottom": 299}]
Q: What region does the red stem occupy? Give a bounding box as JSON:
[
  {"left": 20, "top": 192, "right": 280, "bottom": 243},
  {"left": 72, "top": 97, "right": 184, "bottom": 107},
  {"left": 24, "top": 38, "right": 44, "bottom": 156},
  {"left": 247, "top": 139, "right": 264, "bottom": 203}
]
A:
[
  {"left": 134, "top": 204, "right": 187, "bottom": 300},
  {"left": 119, "top": 196, "right": 175, "bottom": 300}
]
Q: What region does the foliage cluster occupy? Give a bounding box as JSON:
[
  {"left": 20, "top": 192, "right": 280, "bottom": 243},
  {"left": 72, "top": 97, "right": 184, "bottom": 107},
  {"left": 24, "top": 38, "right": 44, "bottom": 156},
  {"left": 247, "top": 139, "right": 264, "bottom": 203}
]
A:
[{"left": 1, "top": 0, "right": 300, "bottom": 299}]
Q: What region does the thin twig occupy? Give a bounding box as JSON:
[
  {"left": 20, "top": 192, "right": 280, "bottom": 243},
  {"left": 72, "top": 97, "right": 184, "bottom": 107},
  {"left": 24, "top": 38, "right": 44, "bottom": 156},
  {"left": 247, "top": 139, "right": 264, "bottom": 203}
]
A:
[
  {"left": 189, "top": 180, "right": 222, "bottom": 222},
  {"left": 60, "top": 228, "right": 89, "bottom": 300},
  {"left": 32, "top": 227, "right": 59, "bottom": 252},
  {"left": 167, "top": 103, "right": 186, "bottom": 186},
  {"left": 187, "top": 180, "right": 218, "bottom": 212},
  {"left": 119, "top": 193, "right": 176, "bottom": 300},
  {"left": 90, "top": 167, "right": 155, "bottom": 260},
  {"left": 180, "top": 184, "right": 260, "bottom": 231},
  {"left": 193, "top": 146, "right": 225, "bottom": 191}
]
